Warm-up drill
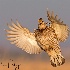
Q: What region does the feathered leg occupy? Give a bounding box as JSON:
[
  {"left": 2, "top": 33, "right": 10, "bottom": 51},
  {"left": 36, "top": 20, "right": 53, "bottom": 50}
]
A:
[{"left": 46, "top": 46, "right": 65, "bottom": 67}]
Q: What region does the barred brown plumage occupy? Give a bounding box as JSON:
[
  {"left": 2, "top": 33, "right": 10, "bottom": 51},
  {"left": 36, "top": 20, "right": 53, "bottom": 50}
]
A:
[
  {"left": 47, "top": 10, "right": 69, "bottom": 42},
  {"left": 6, "top": 10, "right": 69, "bottom": 67}
]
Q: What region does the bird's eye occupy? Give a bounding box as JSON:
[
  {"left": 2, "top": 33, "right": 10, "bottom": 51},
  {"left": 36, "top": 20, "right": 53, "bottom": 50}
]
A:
[
  {"left": 42, "top": 21, "right": 44, "bottom": 22},
  {"left": 39, "top": 23, "right": 42, "bottom": 25}
]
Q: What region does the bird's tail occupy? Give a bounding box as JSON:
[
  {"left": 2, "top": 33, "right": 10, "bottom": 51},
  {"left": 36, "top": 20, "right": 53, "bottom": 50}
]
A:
[{"left": 50, "top": 54, "right": 65, "bottom": 67}]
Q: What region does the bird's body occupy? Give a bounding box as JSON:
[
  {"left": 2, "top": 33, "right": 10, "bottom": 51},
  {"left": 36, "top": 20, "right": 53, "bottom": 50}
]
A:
[
  {"left": 34, "top": 26, "right": 57, "bottom": 51},
  {"left": 6, "top": 10, "right": 69, "bottom": 67},
  {"left": 34, "top": 18, "right": 65, "bottom": 67}
]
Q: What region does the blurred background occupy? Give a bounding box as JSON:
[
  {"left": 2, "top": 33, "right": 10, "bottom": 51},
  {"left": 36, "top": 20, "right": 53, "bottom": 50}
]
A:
[{"left": 0, "top": 0, "right": 70, "bottom": 70}]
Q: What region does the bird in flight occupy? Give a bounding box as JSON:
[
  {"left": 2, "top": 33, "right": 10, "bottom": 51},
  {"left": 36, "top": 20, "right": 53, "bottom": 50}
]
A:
[{"left": 6, "top": 10, "right": 69, "bottom": 67}]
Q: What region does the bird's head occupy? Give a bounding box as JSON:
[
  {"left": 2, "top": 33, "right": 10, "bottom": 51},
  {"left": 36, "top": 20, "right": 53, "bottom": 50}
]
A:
[{"left": 38, "top": 18, "right": 47, "bottom": 30}]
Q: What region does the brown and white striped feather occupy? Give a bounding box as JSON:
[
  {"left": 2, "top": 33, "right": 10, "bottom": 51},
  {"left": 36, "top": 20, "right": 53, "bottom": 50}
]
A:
[{"left": 6, "top": 20, "right": 42, "bottom": 54}]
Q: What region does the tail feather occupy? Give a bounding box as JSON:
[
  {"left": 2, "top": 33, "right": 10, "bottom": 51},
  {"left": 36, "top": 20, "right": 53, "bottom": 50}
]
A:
[{"left": 50, "top": 54, "right": 65, "bottom": 67}]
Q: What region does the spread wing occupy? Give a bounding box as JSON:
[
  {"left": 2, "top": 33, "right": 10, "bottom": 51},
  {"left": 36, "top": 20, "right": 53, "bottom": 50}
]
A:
[
  {"left": 6, "top": 20, "right": 42, "bottom": 54},
  {"left": 47, "top": 10, "right": 69, "bottom": 42}
]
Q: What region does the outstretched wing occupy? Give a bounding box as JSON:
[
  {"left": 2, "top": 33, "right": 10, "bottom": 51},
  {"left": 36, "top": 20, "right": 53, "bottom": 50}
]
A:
[
  {"left": 47, "top": 10, "right": 69, "bottom": 42},
  {"left": 6, "top": 20, "right": 42, "bottom": 54}
]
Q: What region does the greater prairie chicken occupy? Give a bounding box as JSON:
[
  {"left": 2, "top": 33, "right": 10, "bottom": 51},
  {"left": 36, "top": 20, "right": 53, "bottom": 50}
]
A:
[{"left": 6, "top": 10, "right": 69, "bottom": 67}]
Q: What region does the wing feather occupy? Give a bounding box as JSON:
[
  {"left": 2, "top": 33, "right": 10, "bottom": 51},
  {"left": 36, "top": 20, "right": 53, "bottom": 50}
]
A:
[
  {"left": 47, "top": 10, "right": 69, "bottom": 41},
  {"left": 50, "top": 23, "right": 69, "bottom": 41},
  {"left": 6, "top": 20, "right": 42, "bottom": 54}
]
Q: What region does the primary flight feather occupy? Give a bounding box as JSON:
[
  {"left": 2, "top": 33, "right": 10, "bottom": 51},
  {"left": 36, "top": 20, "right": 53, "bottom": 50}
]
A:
[
  {"left": 6, "top": 20, "right": 42, "bottom": 54},
  {"left": 47, "top": 11, "right": 69, "bottom": 42}
]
